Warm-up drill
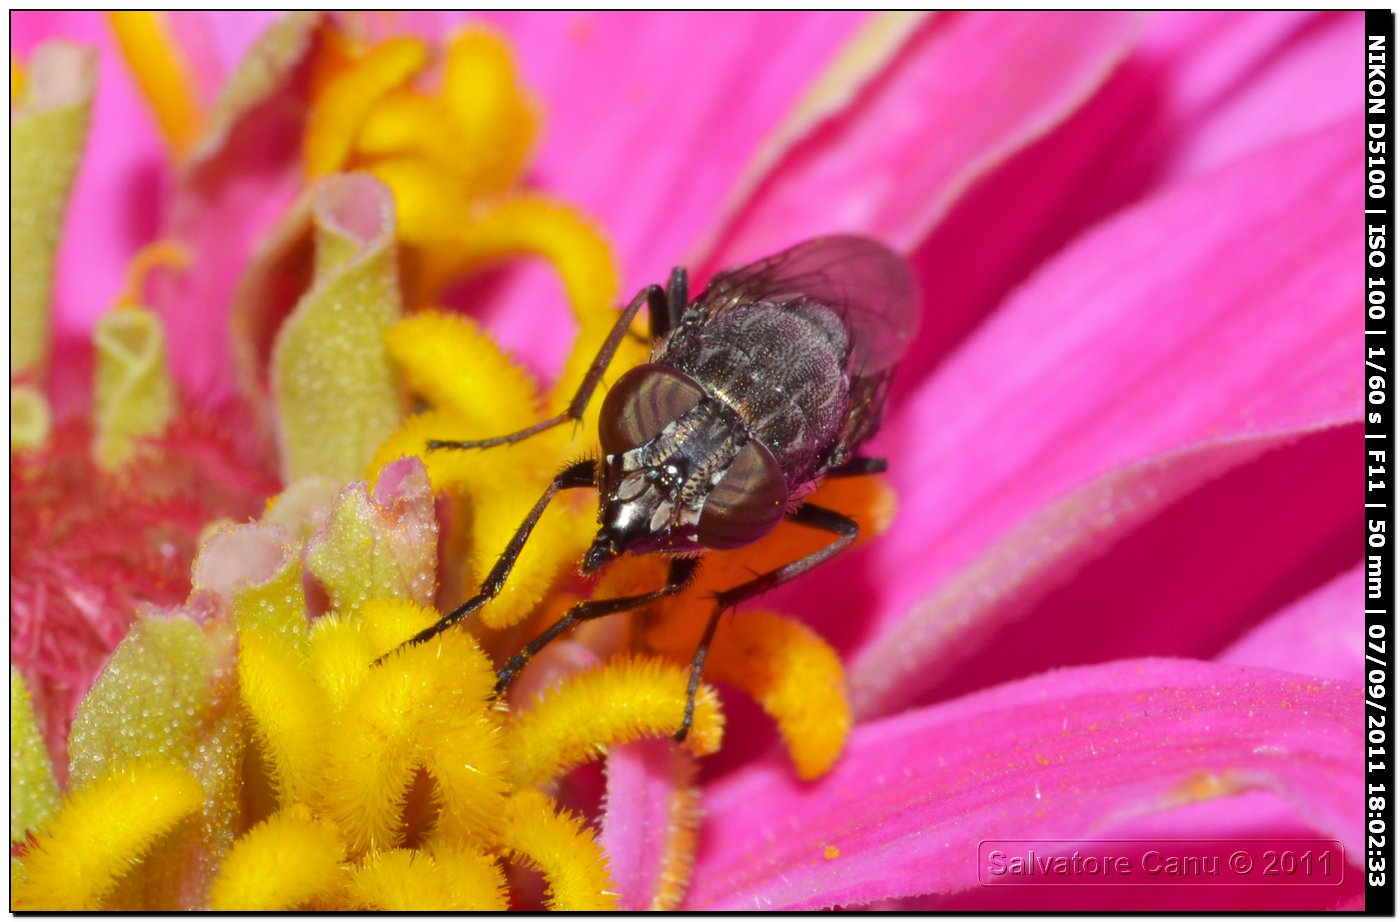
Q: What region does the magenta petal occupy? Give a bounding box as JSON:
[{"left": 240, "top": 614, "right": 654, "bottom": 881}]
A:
[
  {"left": 495, "top": 12, "right": 865, "bottom": 287},
  {"left": 150, "top": 13, "right": 319, "bottom": 401},
  {"left": 841, "top": 118, "right": 1359, "bottom": 715},
  {"left": 599, "top": 739, "right": 699, "bottom": 910},
  {"left": 1219, "top": 564, "right": 1363, "bottom": 684},
  {"left": 896, "top": 12, "right": 1358, "bottom": 389},
  {"left": 884, "top": 424, "right": 1359, "bottom": 708},
  {"left": 450, "top": 12, "right": 864, "bottom": 379},
  {"left": 687, "top": 659, "right": 1359, "bottom": 910},
  {"left": 697, "top": 11, "right": 1142, "bottom": 274}
]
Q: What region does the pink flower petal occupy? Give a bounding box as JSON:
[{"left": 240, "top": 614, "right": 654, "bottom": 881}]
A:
[
  {"left": 838, "top": 118, "right": 1358, "bottom": 716},
  {"left": 1219, "top": 563, "right": 1363, "bottom": 684},
  {"left": 150, "top": 13, "right": 321, "bottom": 401},
  {"left": 1084, "top": 12, "right": 1362, "bottom": 220},
  {"left": 919, "top": 791, "right": 1363, "bottom": 910},
  {"left": 687, "top": 659, "right": 1360, "bottom": 910},
  {"left": 896, "top": 12, "right": 1358, "bottom": 390},
  {"left": 888, "top": 424, "right": 1359, "bottom": 708},
  {"left": 431, "top": 12, "right": 867, "bottom": 382},
  {"left": 599, "top": 739, "right": 700, "bottom": 911},
  {"left": 918, "top": 792, "right": 1365, "bottom": 909},
  {"left": 697, "top": 11, "right": 1143, "bottom": 275}
]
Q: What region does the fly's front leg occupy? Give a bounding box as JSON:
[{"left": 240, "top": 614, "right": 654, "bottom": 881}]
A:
[
  {"left": 674, "top": 503, "right": 858, "bottom": 742},
  {"left": 427, "top": 283, "right": 668, "bottom": 452},
  {"left": 494, "top": 556, "right": 700, "bottom": 693},
  {"left": 374, "top": 459, "right": 597, "bottom": 664},
  {"left": 663, "top": 266, "right": 688, "bottom": 334}
]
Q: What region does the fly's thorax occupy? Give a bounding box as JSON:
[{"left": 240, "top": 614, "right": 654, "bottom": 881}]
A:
[
  {"left": 589, "top": 364, "right": 789, "bottom": 564},
  {"left": 661, "top": 300, "right": 852, "bottom": 485}
]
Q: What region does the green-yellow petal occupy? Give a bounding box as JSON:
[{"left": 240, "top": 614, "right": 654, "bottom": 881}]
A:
[
  {"left": 10, "top": 669, "right": 60, "bottom": 842},
  {"left": 303, "top": 461, "right": 438, "bottom": 618},
  {"left": 66, "top": 609, "right": 242, "bottom": 907},
  {"left": 11, "top": 41, "right": 96, "bottom": 377},
  {"left": 10, "top": 384, "right": 52, "bottom": 452},
  {"left": 270, "top": 173, "right": 405, "bottom": 482},
  {"left": 92, "top": 306, "right": 176, "bottom": 469}
]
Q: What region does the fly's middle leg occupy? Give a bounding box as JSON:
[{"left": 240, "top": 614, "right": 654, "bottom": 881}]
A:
[
  {"left": 674, "top": 503, "right": 859, "bottom": 742},
  {"left": 494, "top": 556, "right": 700, "bottom": 694}
]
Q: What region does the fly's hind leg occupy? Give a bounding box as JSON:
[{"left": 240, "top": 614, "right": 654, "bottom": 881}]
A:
[
  {"left": 674, "top": 503, "right": 859, "bottom": 742},
  {"left": 427, "top": 282, "right": 670, "bottom": 452}
]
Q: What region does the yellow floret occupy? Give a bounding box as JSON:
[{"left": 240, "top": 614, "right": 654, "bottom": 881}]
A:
[
  {"left": 12, "top": 761, "right": 203, "bottom": 910},
  {"left": 506, "top": 655, "right": 724, "bottom": 787},
  {"left": 238, "top": 628, "right": 331, "bottom": 805},
  {"left": 207, "top": 804, "right": 346, "bottom": 910},
  {"left": 498, "top": 790, "right": 618, "bottom": 911}
]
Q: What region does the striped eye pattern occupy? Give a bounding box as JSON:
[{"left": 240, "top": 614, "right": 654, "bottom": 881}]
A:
[
  {"left": 598, "top": 364, "right": 704, "bottom": 457},
  {"left": 696, "top": 440, "right": 788, "bottom": 549}
]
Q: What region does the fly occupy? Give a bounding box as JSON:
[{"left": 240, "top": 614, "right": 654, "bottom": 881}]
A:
[{"left": 388, "top": 235, "right": 920, "bottom": 740}]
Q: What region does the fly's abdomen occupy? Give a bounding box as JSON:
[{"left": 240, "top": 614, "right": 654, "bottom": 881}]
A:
[{"left": 662, "top": 301, "right": 850, "bottom": 485}]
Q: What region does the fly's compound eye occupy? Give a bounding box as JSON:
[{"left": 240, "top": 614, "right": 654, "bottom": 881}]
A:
[
  {"left": 598, "top": 364, "right": 705, "bottom": 457},
  {"left": 697, "top": 441, "right": 789, "bottom": 549}
]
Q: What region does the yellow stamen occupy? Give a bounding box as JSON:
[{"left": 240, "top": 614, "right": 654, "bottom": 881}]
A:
[
  {"left": 238, "top": 629, "right": 330, "bottom": 807},
  {"left": 207, "top": 804, "right": 346, "bottom": 910},
  {"left": 107, "top": 12, "right": 204, "bottom": 160},
  {"left": 419, "top": 711, "right": 510, "bottom": 843},
  {"left": 653, "top": 609, "right": 850, "bottom": 780},
  {"left": 506, "top": 655, "right": 724, "bottom": 787},
  {"left": 355, "top": 87, "right": 467, "bottom": 172},
  {"left": 348, "top": 847, "right": 505, "bottom": 911},
  {"left": 305, "top": 599, "right": 438, "bottom": 714},
  {"left": 304, "top": 36, "right": 427, "bottom": 177},
  {"left": 319, "top": 627, "right": 497, "bottom": 854},
  {"left": 439, "top": 25, "right": 540, "bottom": 192},
  {"left": 498, "top": 790, "right": 618, "bottom": 911},
  {"left": 645, "top": 746, "right": 703, "bottom": 912},
  {"left": 373, "top": 309, "right": 598, "bottom": 632},
  {"left": 424, "top": 840, "right": 509, "bottom": 911},
  {"left": 12, "top": 761, "right": 203, "bottom": 910},
  {"left": 11, "top": 55, "right": 24, "bottom": 105},
  {"left": 113, "top": 239, "right": 191, "bottom": 310},
  {"left": 385, "top": 310, "right": 540, "bottom": 427}
]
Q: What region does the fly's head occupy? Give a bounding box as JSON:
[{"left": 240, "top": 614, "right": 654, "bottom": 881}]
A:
[{"left": 583, "top": 364, "right": 789, "bottom": 574}]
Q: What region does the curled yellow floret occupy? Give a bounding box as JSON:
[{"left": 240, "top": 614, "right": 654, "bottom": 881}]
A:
[
  {"left": 304, "top": 36, "right": 428, "bottom": 177},
  {"left": 319, "top": 626, "right": 497, "bottom": 853},
  {"left": 682, "top": 610, "right": 851, "bottom": 780},
  {"left": 506, "top": 655, "right": 724, "bottom": 787},
  {"left": 386, "top": 310, "right": 540, "bottom": 425},
  {"left": 238, "top": 629, "right": 330, "bottom": 806},
  {"left": 207, "top": 804, "right": 345, "bottom": 910},
  {"left": 107, "top": 12, "right": 203, "bottom": 159},
  {"left": 499, "top": 790, "right": 618, "bottom": 911},
  {"left": 13, "top": 761, "right": 203, "bottom": 910}
]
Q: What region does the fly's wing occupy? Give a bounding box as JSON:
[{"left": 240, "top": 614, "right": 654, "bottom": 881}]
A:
[{"left": 698, "top": 235, "right": 920, "bottom": 376}]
